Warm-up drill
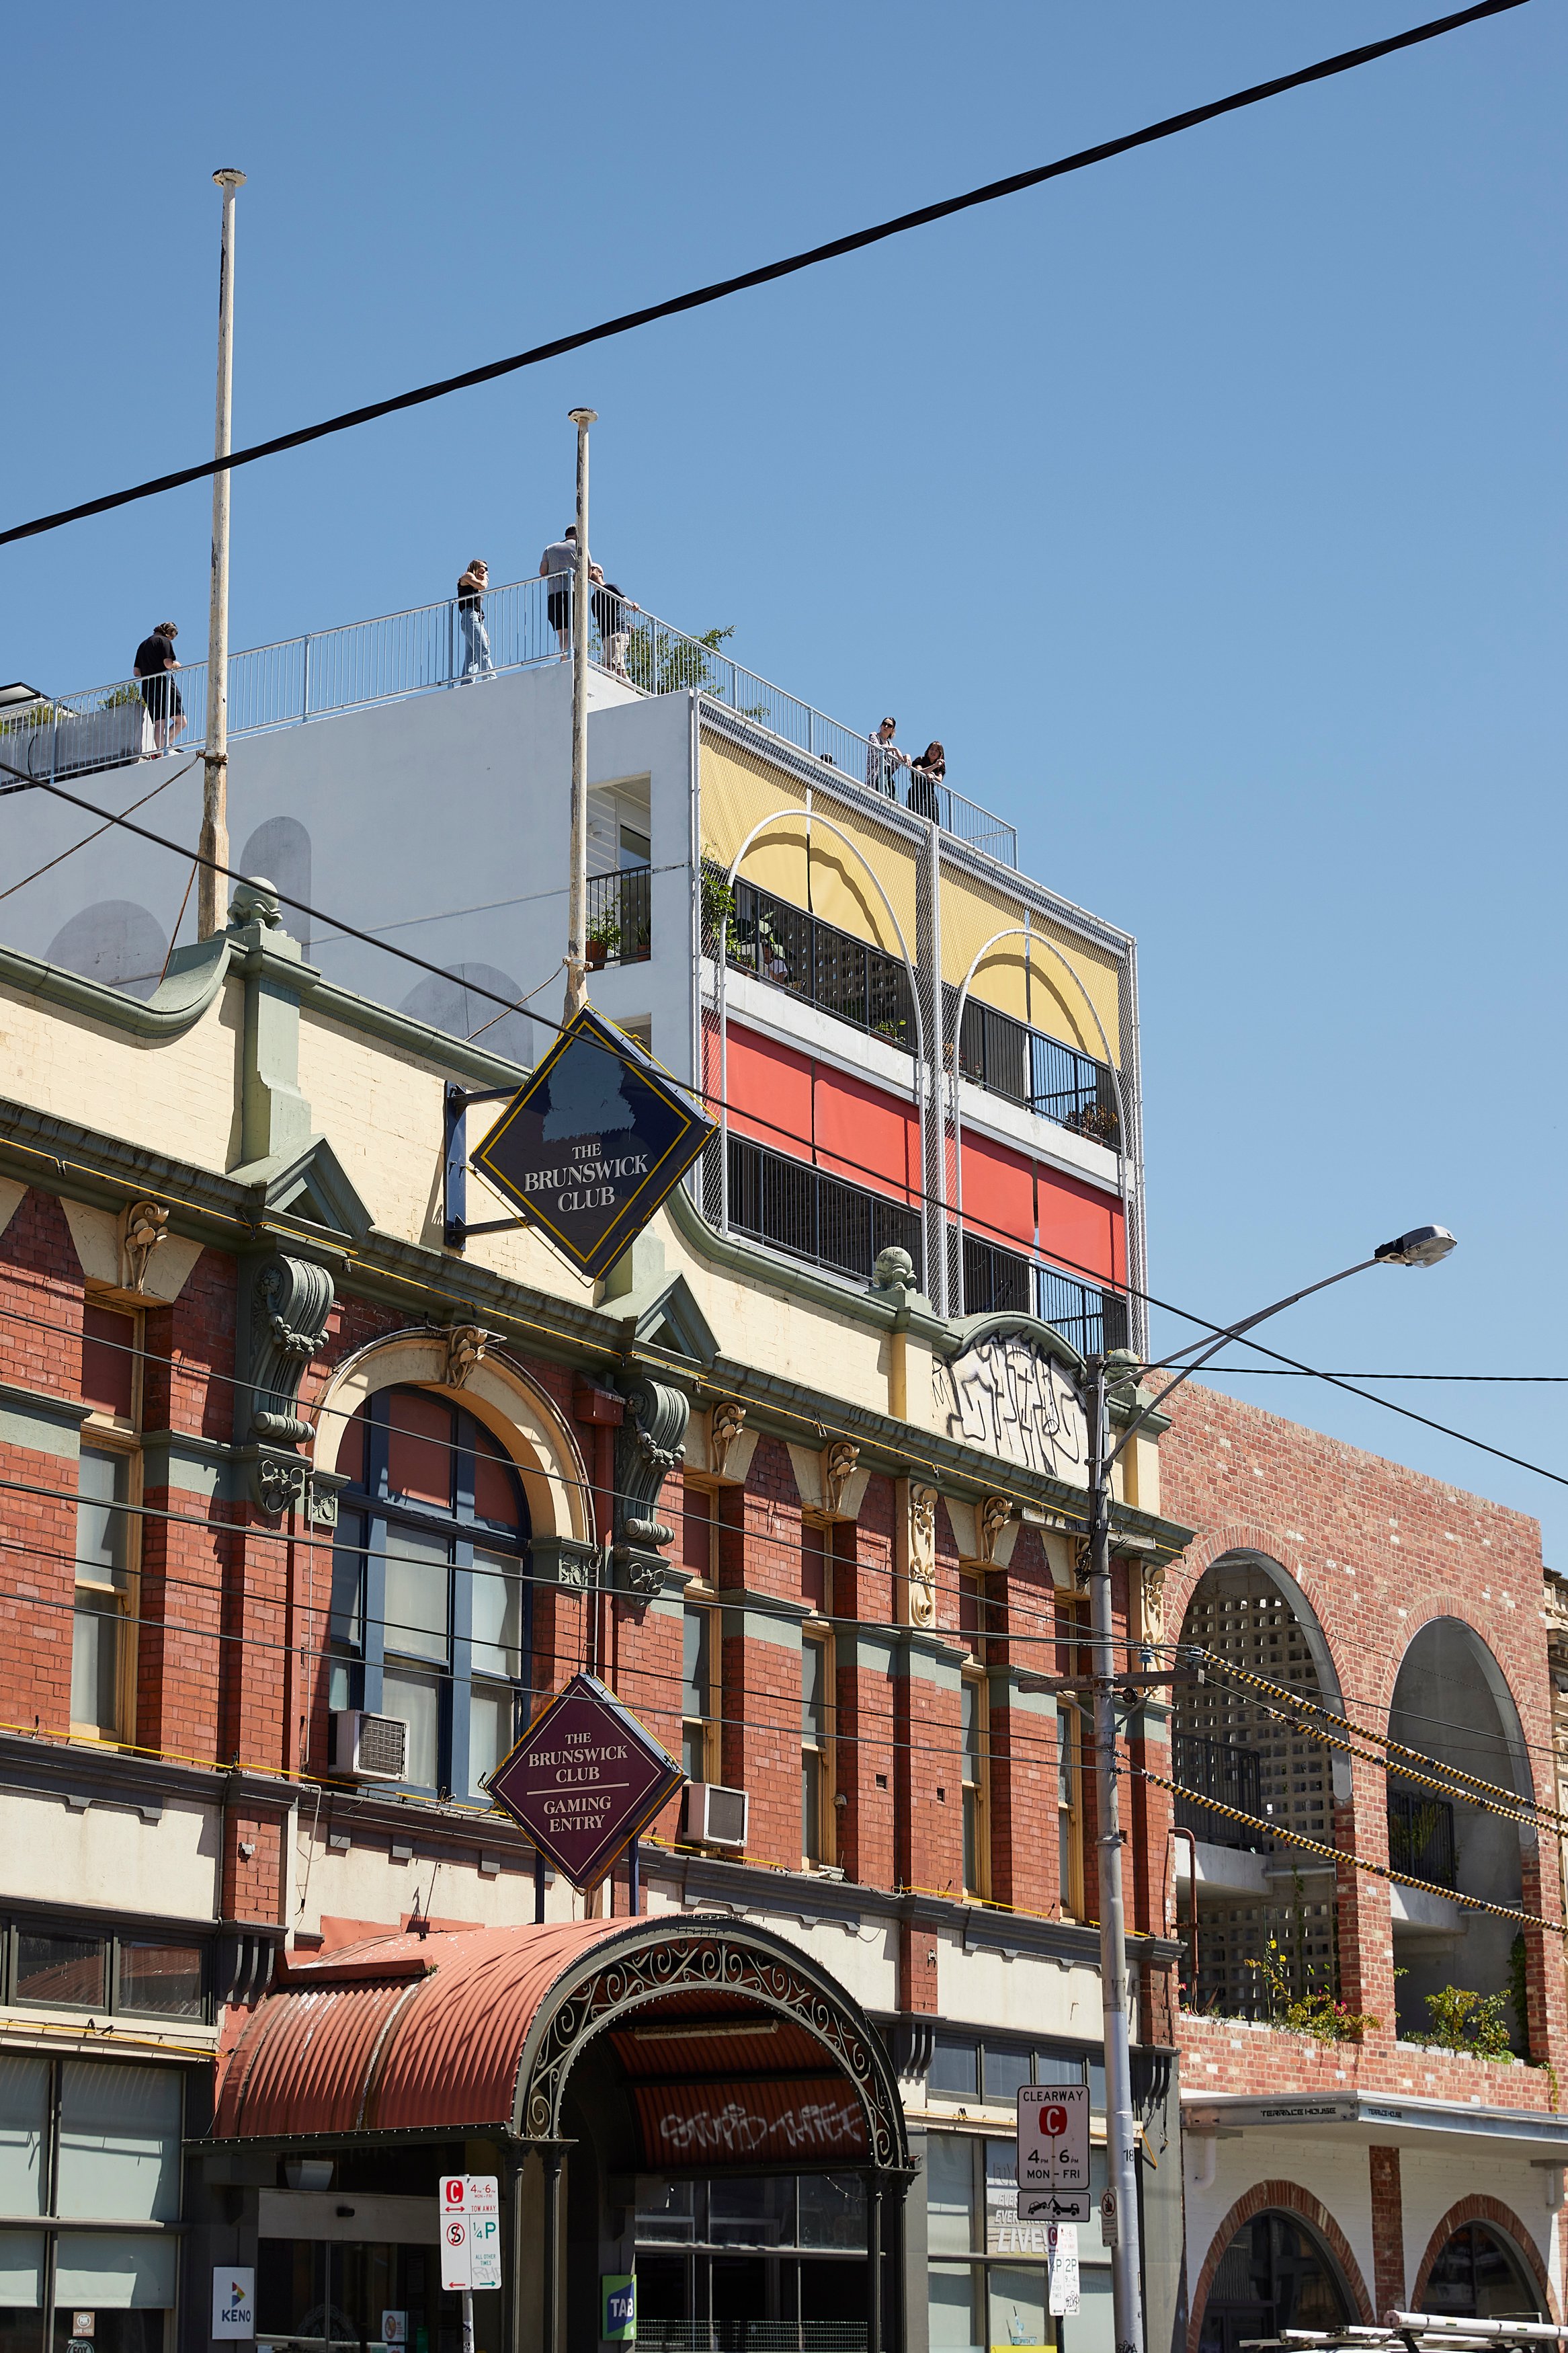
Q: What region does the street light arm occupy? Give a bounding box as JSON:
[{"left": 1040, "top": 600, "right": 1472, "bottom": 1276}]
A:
[{"left": 1106, "top": 1257, "right": 1378, "bottom": 1468}]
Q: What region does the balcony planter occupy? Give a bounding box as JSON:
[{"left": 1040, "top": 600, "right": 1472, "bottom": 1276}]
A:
[{"left": 586, "top": 939, "right": 610, "bottom": 971}]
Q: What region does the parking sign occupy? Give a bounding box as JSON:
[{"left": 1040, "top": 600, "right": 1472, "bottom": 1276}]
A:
[
  {"left": 438, "top": 2177, "right": 502, "bottom": 2292},
  {"left": 1017, "top": 2082, "right": 1091, "bottom": 2223}
]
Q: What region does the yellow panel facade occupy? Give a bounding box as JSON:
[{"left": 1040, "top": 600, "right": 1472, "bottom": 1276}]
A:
[
  {"left": 699, "top": 733, "right": 917, "bottom": 959},
  {"left": 940, "top": 867, "right": 1123, "bottom": 1067}
]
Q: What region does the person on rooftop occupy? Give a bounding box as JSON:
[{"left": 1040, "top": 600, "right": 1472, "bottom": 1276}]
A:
[
  {"left": 908, "top": 740, "right": 946, "bottom": 822},
  {"left": 866, "top": 715, "right": 908, "bottom": 798},
  {"left": 456, "top": 559, "right": 495, "bottom": 682},
  {"left": 132, "top": 621, "right": 184, "bottom": 756},
  {"left": 539, "top": 526, "right": 582, "bottom": 657},
  {"left": 589, "top": 563, "right": 638, "bottom": 682}
]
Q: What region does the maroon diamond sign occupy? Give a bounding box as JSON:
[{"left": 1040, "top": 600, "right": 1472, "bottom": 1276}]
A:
[{"left": 485, "top": 1671, "right": 683, "bottom": 1892}]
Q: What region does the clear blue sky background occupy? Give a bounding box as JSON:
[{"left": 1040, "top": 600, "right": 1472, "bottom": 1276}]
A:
[{"left": 2, "top": 5, "right": 1563, "bottom": 1551}]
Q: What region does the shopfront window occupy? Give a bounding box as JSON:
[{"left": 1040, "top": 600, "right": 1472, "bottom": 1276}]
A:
[
  {"left": 1424, "top": 2223, "right": 1543, "bottom": 2320},
  {"left": 632, "top": 2173, "right": 869, "bottom": 2353},
  {"left": 0, "top": 2061, "right": 181, "bottom": 2353},
  {"left": 329, "top": 1389, "right": 532, "bottom": 1799},
  {"left": 923, "top": 2131, "right": 1112, "bottom": 2353}
]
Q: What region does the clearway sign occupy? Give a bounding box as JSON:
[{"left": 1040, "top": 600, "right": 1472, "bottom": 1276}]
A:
[
  {"left": 438, "top": 2176, "right": 501, "bottom": 2292},
  {"left": 1018, "top": 2082, "right": 1091, "bottom": 2223},
  {"left": 472, "top": 1008, "right": 714, "bottom": 1281}
]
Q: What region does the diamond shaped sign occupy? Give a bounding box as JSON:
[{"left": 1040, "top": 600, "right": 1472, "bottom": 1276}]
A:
[
  {"left": 486, "top": 1671, "right": 684, "bottom": 1892},
  {"left": 471, "top": 1008, "right": 714, "bottom": 1281}
]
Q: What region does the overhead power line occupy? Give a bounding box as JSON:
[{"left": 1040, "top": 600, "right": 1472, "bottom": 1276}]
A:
[
  {"left": 0, "top": 0, "right": 1528, "bottom": 553},
  {"left": 8, "top": 761, "right": 1566, "bottom": 1501}
]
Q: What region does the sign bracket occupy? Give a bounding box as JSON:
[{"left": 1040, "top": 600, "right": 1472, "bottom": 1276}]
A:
[{"left": 444, "top": 1083, "right": 527, "bottom": 1252}]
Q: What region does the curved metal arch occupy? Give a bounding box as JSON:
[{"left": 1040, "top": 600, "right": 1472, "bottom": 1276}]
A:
[
  {"left": 715, "top": 803, "right": 927, "bottom": 1255},
  {"left": 948, "top": 924, "right": 1129, "bottom": 1322},
  {"left": 511, "top": 1917, "right": 908, "bottom": 2170}
]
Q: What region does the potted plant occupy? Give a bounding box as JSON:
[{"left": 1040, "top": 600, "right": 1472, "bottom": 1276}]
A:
[{"left": 586, "top": 911, "right": 620, "bottom": 970}]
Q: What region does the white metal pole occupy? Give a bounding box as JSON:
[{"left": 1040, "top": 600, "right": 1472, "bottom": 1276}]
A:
[
  {"left": 1087, "top": 1357, "right": 1145, "bottom": 2353},
  {"left": 200, "top": 168, "right": 245, "bottom": 941},
  {"left": 564, "top": 408, "right": 597, "bottom": 1017},
  {"left": 460, "top": 2288, "right": 474, "bottom": 2353}
]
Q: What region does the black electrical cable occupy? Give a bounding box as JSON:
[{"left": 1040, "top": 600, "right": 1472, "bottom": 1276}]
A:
[
  {"left": 8, "top": 768, "right": 1567, "bottom": 1497},
  {"left": 0, "top": 0, "right": 1528, "bottom": 553}
]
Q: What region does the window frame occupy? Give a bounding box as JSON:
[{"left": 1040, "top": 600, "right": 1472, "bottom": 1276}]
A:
[
  {"left": 681, "top": 1599, "right": 721, "bottom": 1786},
  {"left": 329, "top": 1388, "right": 532, "bottom": 1802},
  {"left": 801, "top": 1626, "right": 835, "bottom": 1870},
  {"left": 71, "top": 1302, "right": 145, "bottom": 1746},
  {"left": 1, "top": 1917, "right": 210, "bottom": 2024},
  {"left": 1055, "top": 1597, "right": 1091, "bottom": 1921},
  {"left": 960, "top": 1667, "right": 990, "bottom": 1901}
]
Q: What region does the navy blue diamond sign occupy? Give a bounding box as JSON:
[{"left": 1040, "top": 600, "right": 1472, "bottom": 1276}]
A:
[{"left": 471, "top": 1007, "right": 714, "bottom": 1281}]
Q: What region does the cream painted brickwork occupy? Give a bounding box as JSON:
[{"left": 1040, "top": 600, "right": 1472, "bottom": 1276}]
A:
[
  {"left": 1184, "top": 2128, "right": 1381, "bottom": 2324},
  {"left": 0, "top": 1786, "right": 222, "bottom": 1918},
  {"left": 1399, "top": 2142, "right": 1565, "bottom": 2310},
  {"left": 0, "top": 980, "right": 242, "bottom": 1172}
]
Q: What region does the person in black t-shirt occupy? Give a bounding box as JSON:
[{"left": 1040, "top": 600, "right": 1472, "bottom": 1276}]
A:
[
  {"left": 456, "top": 559, "right": 495, "bottom": 680},
  {"left": 132, "top": 623, "right": 184, "bottom": 754},
  {"left": 589, "top": 563, "right": 638, "bottom": 681}
]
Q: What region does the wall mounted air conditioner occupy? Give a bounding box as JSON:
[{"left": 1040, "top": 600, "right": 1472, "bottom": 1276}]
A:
[
  {"left": 331, "top": 1709, "right": 407, "bottom": 1782},
  {"left": 682, "top": 1783, "right": 749, "bottom": 1850}
]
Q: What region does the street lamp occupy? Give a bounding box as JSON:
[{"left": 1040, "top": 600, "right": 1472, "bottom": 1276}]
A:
[{"left": 1085, "top": 1224, "right": 1455, "bottom": 2353}]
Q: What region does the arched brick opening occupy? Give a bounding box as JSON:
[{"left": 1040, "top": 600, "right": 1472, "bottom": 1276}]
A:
[
  {"left": 1188, "top": 2180, "right": 1374, "bottom": 2353},
  {"left": 1411, "top": 2195, "right": 1558, "bottom": 2323}
]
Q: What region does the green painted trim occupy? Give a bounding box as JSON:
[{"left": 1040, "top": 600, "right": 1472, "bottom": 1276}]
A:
[
  {"left": 850, "top": 1631, "right": 899, "bottom": 1676},
  {"left": 0, "top": 936, "right": 232, "bottom": 1038},
  {"left": 723, "top": 1591, "right": 809, "bottom": 1652},
  {"left": 987, "top": 1665, "right": 1058, "bottom": 1720},
  {"left": 138, "top": 1431, "right": 236, "bottom": 1500},
  {"left": 901, "top": 1630, "right": 968, "bottom": 1687},
  {"left": 0, "top": 1380, "right": 89, "bottom": 1460}
]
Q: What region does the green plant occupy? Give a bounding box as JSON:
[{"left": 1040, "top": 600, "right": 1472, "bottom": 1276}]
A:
[
  {"left": 1417, "top": 1985, "right": 1514, "bottom": 2061},
  {"left": 700, "top": 861, "right": 735, "bottom": 942},
  {"left": 1509, "top": 1932, "right": 1530, "bottom": 2057},
  {"left": 95, "top": 682, "right": 143, "bottom": 711},
  {"left": 1247, "top": 1932, "right": 1380, "bottom": 2045},
  {"left": 626, "top": 621, "right": 736, "bottom": 699},
  {"left": 587, "top": 908, "right": 621, "bottom": 953}
]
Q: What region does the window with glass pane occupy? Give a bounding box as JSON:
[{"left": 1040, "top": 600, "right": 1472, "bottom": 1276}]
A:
[
  {"left": 0, "top": 2061, "right": 48, "bottom": 2214},
  {"left": 802, "top": 1636, "right": 829, "bottom": 1864},
  {"left": 987, "top": 2266, "right": 1045, "bottom": 2352},
  {"left": 116, "top": 1945, "right": 203, "bottom": 2022},
  {"left": 981, "top": 2043, "right": 1030, "bottom": 2106},
  {"left": 927, "top": 2264, "right": 981, "bottom": 2353},
  {"left": 798, "top": 2174, "right": 866, "bottom": 2250},
  {"left": 73, "top": 1449, "right": 130, "bottom": 1736},
  {"left": 928, "top": 2035, "right": 979, "bottom": 2097},
  {"left": 925, "top": 2137, "right": 978, "bottom": 2255},
  {"left": 330, "top": 1390, "right": 530, "bottom": 1798},
  {"left": 56, "top": 2065, "right": 181, "bottom": 2221},
  {"left": 15, "top": 1935, "right": 105, "bottom": 2012},
  {"left": 961, "top": 1675, "right": 987, "bottom": 1896},
  {"left": 682, "top": 1606, "right": 714, "bottom": 1782},
  {"left": 1058, "top": 1707, "right": 1083, "bottom": 1918}
]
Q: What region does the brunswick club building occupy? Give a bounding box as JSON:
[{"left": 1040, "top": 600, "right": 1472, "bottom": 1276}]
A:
[{"left": 0, "top": 573, "right": 1563, "bottom": 2353}]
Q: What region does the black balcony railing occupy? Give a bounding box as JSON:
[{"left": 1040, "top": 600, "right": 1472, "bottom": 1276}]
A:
[
  {"left": 586, "top": 868, "right": 651, "bottom": 967},
  {"left": 1173, "top": 1733, "right": 1264, "bottom": 1849},
  {"left": 727, "top": 1138, "right": 923, "bottom": 1287},
  {"left": 1387, "top": 1787, "right": 1456, "bottom": 1889},
  {"left": 944, "top": 986, "right": 1120, "bottom": 1150},
  {"left": 722, "top": 877, "right": 916, "bottom": 1052}
]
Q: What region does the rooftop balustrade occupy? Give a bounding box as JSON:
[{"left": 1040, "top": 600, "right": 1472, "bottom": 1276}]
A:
[{"left": 0, "top": 577, "right": 1020, "bottom": 865}]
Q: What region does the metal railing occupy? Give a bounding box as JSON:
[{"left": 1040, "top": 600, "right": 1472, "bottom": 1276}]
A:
[
  {"left": 585, "top": 868, "right": 652, "bottom": 967},
  {"left": 945, "top": 986, "right": 1120, "bottom": 1148},
  {"left": 2, "top": 577, "right": 1020, "bottom": 864},
  {"left": 727, "top": 1138, "right": 923, "bottom": 1288},
  {"left": 1387, "top": 1787, "right": 1456, "bottom": 1889},
  {"left": 725, "top": 875, "right": 915, "bottom": 1051},
  {"left": 1173, "top": 1733, "right": 1264, "bottom": 1850}
]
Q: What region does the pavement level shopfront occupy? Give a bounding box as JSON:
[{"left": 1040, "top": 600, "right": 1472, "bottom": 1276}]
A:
[{"left": 183, "top": 1917, "right": 913, "bottom": 2353}]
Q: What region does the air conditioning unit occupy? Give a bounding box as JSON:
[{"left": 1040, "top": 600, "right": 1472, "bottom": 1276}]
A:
[
  {"left": 332, "top": 1709, "right": 407, "bottom": 1782},
  {"left": 682, "top": 1783, "right": 749, "bottom": 1850}
]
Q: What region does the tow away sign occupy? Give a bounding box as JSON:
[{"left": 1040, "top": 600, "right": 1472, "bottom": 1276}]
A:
[
  {"left": 1017, "top": 2082, "right": 1091, "bottom": 2223},
  {"left": 439, "top": 2176, "right": 501, "bottom": 2292}
]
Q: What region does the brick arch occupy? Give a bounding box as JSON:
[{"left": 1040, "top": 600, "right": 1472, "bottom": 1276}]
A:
[
  {"left": 1411, "top": 2195, "right": 1558, "bottom": 2322},
  {"left": 1167, "top": 1529, "right": 1350, "bottom": 1714},
  {"left": 1187, "top": 2179, "right": 1374, "bottom": 2353}
]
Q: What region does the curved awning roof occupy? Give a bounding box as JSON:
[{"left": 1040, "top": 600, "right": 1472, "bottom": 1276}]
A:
[{"left": 210, "top": 1915, "right": 907, "bottom": 2172}]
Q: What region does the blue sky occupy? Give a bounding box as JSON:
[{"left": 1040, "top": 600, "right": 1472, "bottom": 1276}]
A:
[{"left": 1, "top": 3, "right": 1563, "bottom": 1552}]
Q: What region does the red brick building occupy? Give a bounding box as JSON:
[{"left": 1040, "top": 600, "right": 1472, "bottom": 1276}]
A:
[{"left": 1157, "top": 1384, "right": 1568, "bottom": 2348}]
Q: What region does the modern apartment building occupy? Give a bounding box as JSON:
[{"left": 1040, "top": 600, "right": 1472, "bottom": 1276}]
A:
[{"left": 0, "top": 588, "right": 1181, "bottom": 2353}]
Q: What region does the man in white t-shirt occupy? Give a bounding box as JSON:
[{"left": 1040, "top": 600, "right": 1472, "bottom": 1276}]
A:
[{"left": 539, "top": 526, "right": 583, "bottom": 657}]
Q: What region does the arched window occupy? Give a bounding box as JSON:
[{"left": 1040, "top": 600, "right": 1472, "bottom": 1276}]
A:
[
  {"left": 1424, "top": 2223, "right": 1543, "bottom": 2319},
  {"left": 327, "top": 1387, "right": 531, "bottom": 1799},
  {"left": 1198, "top": 2211, "right": 1350, "bottom": 2353}
]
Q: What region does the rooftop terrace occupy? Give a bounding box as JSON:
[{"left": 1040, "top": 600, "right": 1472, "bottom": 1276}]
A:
[{"left": 0, "top": 575, "right": 1020, "bottom": 867}]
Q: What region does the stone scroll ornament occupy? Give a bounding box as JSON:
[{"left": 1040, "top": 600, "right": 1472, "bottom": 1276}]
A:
[
  {"left": 708, "top": 1399, "right": 747, "bottom": 1478},
  {"left": 246, "top": 1250, "right": 335, "bottom": 1517},
  {"left": 443, "top": 1324, "right": 489, "bottom": 1388},
  {"left": 613, "top": 1372, "right": 691, "bottom": 1595},
  {"left": 821, "top": 1441, "right": 860, "bottom": 1520},
  {"left": 121, "top": 1201, "right": 169, "bottom": 1292},
  {"left": 907, "top": 1484, "right": 938, "bottom": 1627}
]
